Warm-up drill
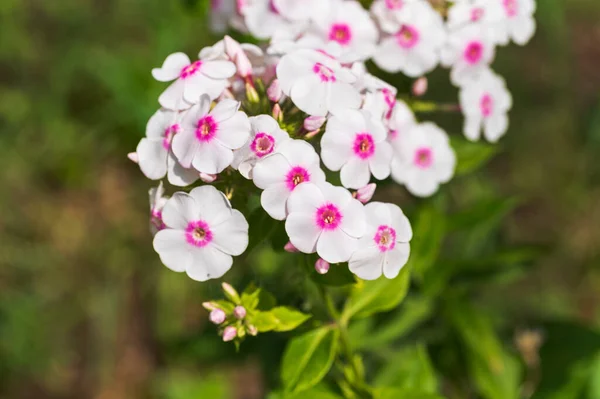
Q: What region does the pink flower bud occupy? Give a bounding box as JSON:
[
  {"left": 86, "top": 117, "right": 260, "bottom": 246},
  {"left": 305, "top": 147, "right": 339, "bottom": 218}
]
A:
[
  {"left": 355, "top": 183, "right": 376, "bottom": 204},
  {"left": 209, "top": 309, "right": 226, "bottom": 325},
  {"left": 202, "top": 301, "right": 218, "bottom": 311},
  {"left": 222, "top": 326, "right": 237, "bottom": 342},
  {"left": 304, "top": 116, "right": 326, "bottom": 131},
  {"left": 272, "top": 103, "right": 283, "bottom": 123},
  {"left": 200, "top": 172, "right": 218, "bottom": 183},
  {"left": 284, "top": 241, "right": 299, "bottom": 253},
  {"left": 224, "top": 35, "right": 253, "bottom": 78},
  {"left": 233, "top": 306, "right": 247, "bottom": 320},
  {"left": 315, "top": 258, "right": 330, "bottom": 275},
  {"left": 222, "top": 282, "right": 241, "bottom": 303},
  {"left": 412, "top": 77, "right": 428, "bottom": 97},
  {"left": 127, "top": 152, "right": 139, "bottom": 164},
  {"left": 247, "top": 324, "right": 258, "bottom": 336},
  {"left": 267, "top": 79, "right": 283, "bottom": 102}
]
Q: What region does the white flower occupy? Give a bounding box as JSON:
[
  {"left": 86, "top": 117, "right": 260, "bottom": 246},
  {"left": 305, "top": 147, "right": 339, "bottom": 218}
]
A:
[
  {"left": 370, "top": 0, "right": 419, "bottom": 34},
  {"left": 459, "top": 68, "right": 512, "bottom": 142},
  {"left": 386, "top": 99, "right": 416, "bottom": 145},
  {"left": 153, "top": 185, "right": 249, "bottom": 282},
  {"left": 149, "top": 181, "right": 169, "bottom": 235},
  {"left": 391, "top": 122, "right": 456, "bottom": 197},
  {"left": 253, "top": 140, "right": 326, "bottom": 220},
  {"left": 199, "top": 36, "right": 263, "bottom": 78},
  {"left": 321, "top": 110, "right": 393, "bottom": 189},
  {"left": 303, "top": 0, "right": 378, "bottom": 63},
  {"left": 173, "top": 95, "right": 251, "bottom": 174},
  {"left": 489, "top": 0, "right": 537, "bottom": 46},
  {"left": 272, "top": 0, "right": 331, "bottom": 22},
  {"left": 349, "top": 202, "right": 412, "bottom": 280},
  {"left": 136, "top": 108, "right": 200, "bottom": 187},
  {"left": 276, "top": 48, "right": 361, "bottom": 117},
  {"left": 446, "top": 0, "right": 502, "bottom": 32},
  {"left": 362, "top": 87, "right": 397, "bottom": 121},
  {"left": 240, "top": 0, "right": 298, "bottom": 40},
  {"left": 373, "top": 1, "right": 445, "bottom": 77},
  {"left": 285, "top": 182, "right": 366, "bottom": 263},
  {"left": 231, "top": 115, "right": 291, "bottom": 179},
  {"left": 350, "top": 62, "right": 395, "bottom": 94},
  {"left": 441, "top": 24, "right": 496, "bottom": 86},
  {"left": 152, "top": 52, "right": 236, "bottom": 110}
]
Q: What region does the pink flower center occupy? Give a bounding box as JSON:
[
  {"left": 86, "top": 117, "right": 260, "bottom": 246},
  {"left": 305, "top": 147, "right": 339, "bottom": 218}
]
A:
[
  {"left": 471, "top": 7, "right": 485, "bottom": 21},
  {"left": 414, "top": 147, "right": 433, "bottom": 169},
  {"left": 374, "top": 225, "right": 397, "bottom": 252},
  {"left": 316, "top": 203, "right": 342, "bottom": 231},
  {"left": 151, "top": 209, "right": 165, "bottom": 231},
  {"left": 464, "top": 41, "right": 484, "bottom": 64},
  {"left": 503, "top": 0, "right": 518, "bottom": 17},
  {"left": 396, "top": 25, "right": 420, "bottom": 49},
  {"left": 180, "top": 61, "right": 202, "bottom": 79},
  {"left": 250, "top": 132, "right": 275, "bottom": 158},
  {"left": 195, "top": 116, "right": 218, "bottom": 142},
  {"left": 185, "top": 220, "right": 213, "bottom": 247},
  {"left": 285, "top": 166, "right": 310, "bottom": 191},
  {"left": 313, "top": 63, "right": 336, "bottom": 82},
  {"left": 353, "top": 133, "right": 376, "bottom": 160},
  {"left": 480, "top": 94, "right": 494, "bottom": 117},
  {"left": 385, "top": 0, "right": 404, "bottom": 9},
  {"left": 162, "top": 123, "right": 180, "bottom": 150},
  {"left": 329, "top": 23, "right": 352, "bottom": 46}
]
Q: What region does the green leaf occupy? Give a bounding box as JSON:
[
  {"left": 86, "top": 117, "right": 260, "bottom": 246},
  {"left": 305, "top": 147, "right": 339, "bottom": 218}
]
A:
[
  {"left": 250, "top": 311, "right": 279, "bottom": 333},
  {"left": 408, "top": 203, "right": 446, "bottom": 281},
  {"left": 241, "top": 284, "right": 277, "bottom": 311},
  {"left": 447, "top": 197, "right": 519, "bottom": 232},
  {"left": 269, "top": 385, "right": 343, "bottom": 399},
  {"left": 281, "top": 326, "right": 340, "bottom": 394},
  {"left": 271, "top": 307, "right": 312, "bottom": 332},
  {"left": 373, "top": 388, "right": 444, "bottom": 399},
  {"left": 374, "top": 344, "right": 438, "bottom": 393},
  {"left": 301, "top": 254, "right": 356, "bottom": 287},
  {"left": 342, "top": 267, "right": 410, "bottom": 322},
  {"left": 451, "top": 136, "right": 499, "bottom": 176},
  {"left": 246, "top": 206, "right": 280, "bottom": 256}
]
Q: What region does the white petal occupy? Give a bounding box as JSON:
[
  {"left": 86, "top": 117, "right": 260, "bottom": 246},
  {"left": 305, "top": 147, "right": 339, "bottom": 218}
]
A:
[
  {"left": 152, "top": 52, "right": 190, "bottom": 82},
  {"left": 167, "top": 152, "right": 200, "bottom": 187},
  {"left": 405, "top": 172, "right": 440, "bottom": 197},
  {"left": 211, "top": 209, "right": 249, "bottom": 256},
  {"left": 285, "top": 212, "right": 321, "bottom": 253},
  {"left": 210, "top": 99, "right": 241, "bottom": 122},
  {"left": 188, "top": 185, "right": 233, "bottom": 225},
  {"left": 261, "top": 183, "right": 290, "bottom": 220},
  {"left": 191, "top": 142, "right": 234, "bottom": 174},
  {"left": 369, "top": 141, "right": 393, "bottom": 180},
  {"left": 340, "top": 158, "right": 371, "bottom": 189},
  {"left": 349, "top": 245, "right": 384, "bottom": 280},
  {"left": 464, "top": 115, "right": 483, "bottom": 141},
  {"left": 158, "top": 80, "right": 187, "bottom": 110},
  {"left": 162, "top": 192, "right": 199, "bottom": 229},
  {"left": 146, "top": 109, "right": 171, "bottom": 139},
  {"left": 388, "top": 204, "right": 413, "bottom": 242},
  {"left": 171, "top": 130, "right": 201, "bottom": 168},
  {"left": 287, "top": 182, "right": 325, "bottom": 214},
  {"left": 253, "top": 154, "right": 289, "bottom": 189},
  {"left": 383, "top": 243, "right": 410, "bottom": 279},
  {"left": 184, "top": 76, "right": 227, "bottom": 103},
  {"left": 373, "top": 39, "right": 406, "bottom": 73},
  {"left": 217, "top": 112, "right": 251, "bottom": 149},
  {"left": 328, "top": 82, "right": 362, "bottom": 115},
  {"left": 339, "top": 197, "right": 366, "bottom": 238},
  {"left": 202, "top": 60, "right": 237, "bottom": 79},
  {"left": 484, "top": 113, "right": 508, "bottom": 143},
  {"left": 511, "top": 17, "right": 536, "bottom": 45},
  {"left": 277, "top": 53, "right": 311, "bottom": 94},
  {"left": 137, "top": 139, "right": 168, "bottom": 180},
  {"left": 186, "top": 246, "right": 233, "bottom": 281},
  {"left": 290, "top": 75, "right": 328, "bottom": 117},
  {"left": 278, "top": 140, "right": 320, "bottom": 167},
  {"left": 153, "top": 229, "right": 193, "bottom": 272},
  {"left": 317, "top": 228, "right": 358, "bottom": 263}
]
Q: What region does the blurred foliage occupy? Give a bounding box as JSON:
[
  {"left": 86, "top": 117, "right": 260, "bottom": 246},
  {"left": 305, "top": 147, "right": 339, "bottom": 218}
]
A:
[{"left": 1, "top": 0, "right": 600, "bottom": 398}]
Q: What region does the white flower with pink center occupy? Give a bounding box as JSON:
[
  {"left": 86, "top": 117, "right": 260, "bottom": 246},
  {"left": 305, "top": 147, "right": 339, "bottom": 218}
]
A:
[
  {"left": 446, "top": 0, "right": 503, "bottom": 32},
  {"left": 386, "top": 100, "right": 416, "bottom": 145},
  {"left": 271, "top": 0, "right": 331, "bottom": 23},
  {"left": 321, "top": 110, "right": 393, "bottom": 189},
  {"left": 441, "top": 24, "right": 496, "bottom": 86},
  {"left": 304, "top": 0, "right": 378, "bottom": 63},
  {"left": 489, "top": 0, "right": 537, "bottom": 46},
  {"left": 362, "top": 87, "right": 397, "bottom": 122},
  {"left": 153, "top": 185, "right": 249, "bottom": 281},
  {"left": 348, "top": 202, "right": 412, "bottom": 280},
  {"left": 231, "top": 115, "right": 291, "bottom": 179},
  {"left": 172, "top": 95, "right": 251, "bottom": 174},
  {"left": 152, "top": 52, "right": 236, "bottom": 111},
  {"left": 370, "top": 0, "right": 419, "bottom": 34},
  {"left": 373, "top": 1, "right": 445, "bottom": 77},
  {"left": 136, "top": 108, "right": 200, "bottom": 187},
  {"left": 149, "top": 181, "right": 169, "bottom": 235},
  {"left": 391, "top": 122, "right": 456, "bottom": 197},
  {"left": 240, "top": 0, "right": 299, "bottom": 40},
  {"left": 285, "top": 182, "right": 366, "bottom": 263},
  {"left": 459, "top": 68, "right": 512, "bottom": 142},
  {"left": 276, "top": 48, "right": 361, "bottom": 117},
  {"left": 252, "top": 140, "right": 326, "bottom": 220}
]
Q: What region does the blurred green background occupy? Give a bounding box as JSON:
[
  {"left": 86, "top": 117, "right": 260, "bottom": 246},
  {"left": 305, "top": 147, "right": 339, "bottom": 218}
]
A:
[{"left": 1, "top": 0, "right": 600, "bottom": 398}]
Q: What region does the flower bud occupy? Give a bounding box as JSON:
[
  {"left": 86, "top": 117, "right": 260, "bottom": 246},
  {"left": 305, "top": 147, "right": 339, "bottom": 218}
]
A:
[
  {"left": 304, "top": 116, "right": 326, "bottom": 131},
  {"left": 304, "top": 129, "right": 321, "bottom": 139},
  {"left": 272, "top": 103, "right": 283, "bottom": 123},
  {"left": 284, "top": 241, "right": 299, "bottom": 253},
  {"left": 222, "top": 326, "right": 237, "bottom": 342},
  {"left": 127, "top": 152, "right": 139, "bottom": 164},
  {"left": 412, "top": 77, "right": 428, "bottom": 97},
  {"left": 233, "top": 306, "right": 247, "bottom": 320},
  {"left": 222, "top": 282, "right": 241, "bottom": 303},
  {"left": 224, "top": 35, "right": 253, "bottom": 78},
  {"left": 200, "top": 172, "right": 218, "bottom": 183},
  {"left": 315, "top": 258, "right": 330, "bottom": 275},
  {"left": 267, "top": 79, "right": 283, "bottom": 102},
  {"left": 354, "top": 183, "right": 376, "bottom": 204},
  {"left": 202, "top": 301, "right": 218, "bottom": 311},
  {"left": 209, "top": 309, "right": 226, "bottom": 325},
  {"left": 246, "top": 82, "right": 259, "bottom": 103},
  {"left": 247, "top": 324, "right": 258, "bottom": 336}
]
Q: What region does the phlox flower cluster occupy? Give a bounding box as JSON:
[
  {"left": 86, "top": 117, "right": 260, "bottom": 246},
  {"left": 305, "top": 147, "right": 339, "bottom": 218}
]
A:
[{"left": 130, "top": 0, "right": 536, "bottom": 285}]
